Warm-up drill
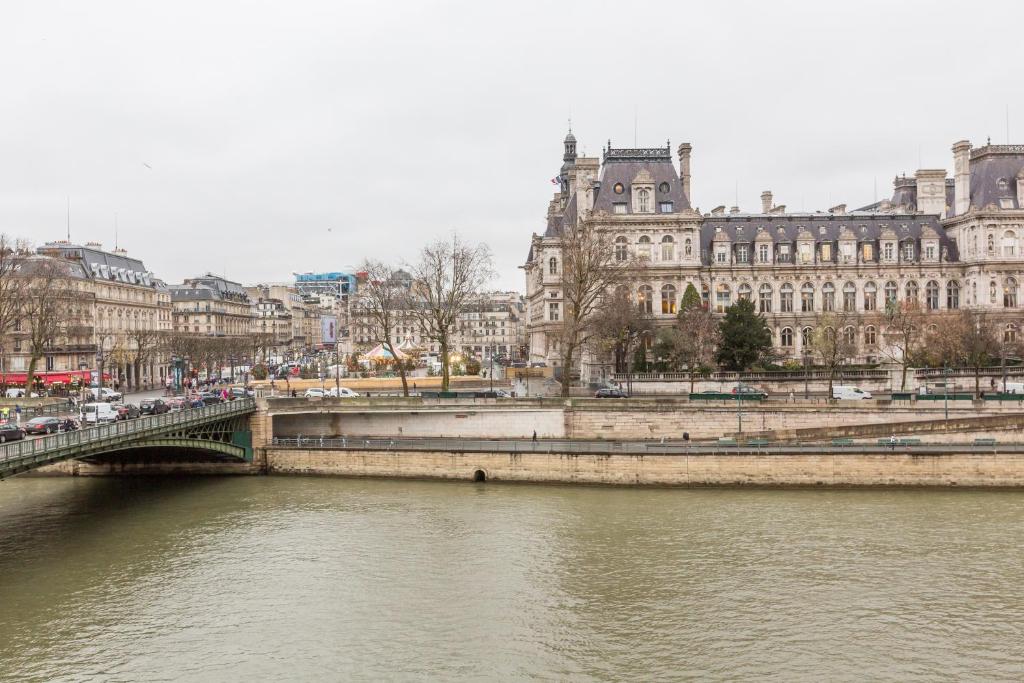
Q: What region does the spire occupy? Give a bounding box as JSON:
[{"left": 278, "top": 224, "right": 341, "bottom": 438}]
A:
[{"left": 563, "top": 127, "right": 577, "bottom": 163}]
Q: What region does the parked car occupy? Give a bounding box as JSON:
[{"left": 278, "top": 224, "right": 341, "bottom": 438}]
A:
[
  {"left": 199, "top": 394, "right": 223, "bottom": 405},
  {"left": 731, "top": 384, "right": 768, "bottom": 399},
  {"left": 115, "top": 404, "right": 141, "bottom": 420},
  {"left": 304, "top": 388, "right": 327, "bottom": 398},
  {"left": 89, "top": 387, "right": 122, "bottom": 402},
  {"left": 166, "top": 397, "right": 189, "bottom": 412},
  {"left": 0, "top": 422, "right": 26, "bottom": 442},
  {"left": 326, "top": 387, "right": 360, "bottom": 398},
  {"left": 24, "top": 416, "right": 62, "bottom": 435},
  {"left": 140, "top": 399, "right": 170, "bottom": 415},
  {"left": 595, "top": 387, "right": 628, "bottom": 398},
  {"left": 230, "top": 386, "right": 254, "bottom": 399},
  {"left": 81, "top": 402, "right": 118, "bottom": 424},
  {"left": 833, "top": 385, "right": 872, "bottom": 400}
]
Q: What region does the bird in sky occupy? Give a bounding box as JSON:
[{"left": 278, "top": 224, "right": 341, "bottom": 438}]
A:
[{"left": 142, "top": 163, "right": 152, "bottom": 170}]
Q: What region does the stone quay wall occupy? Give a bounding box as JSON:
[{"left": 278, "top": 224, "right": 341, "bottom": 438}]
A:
[{"left": 264, "top": 447, "right": 1024, "bottom": 487}]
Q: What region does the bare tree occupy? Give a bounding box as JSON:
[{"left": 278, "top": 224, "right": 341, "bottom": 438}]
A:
[
  {"left": 553, "top": 224, "right": 631, "bottom": 397},
  {"left": 409, "top": 234, "right": 494, "bottom": 391},
  {"left": 0, "top": 235, "right": 29, "bottom": 372},
  {"left": 591, "top": 286, "right": 652, "bottom": 391},
  {"left": 655, "top": 288, "right": 721, "bottom": 392},
  {"left": 810, "top": 312, "right": 859, "bottom": 398},
  {"left": 358, "top": 259, "right": 413, "bottom": 396},
  {"left": 127, "top": 327, "right": 162, "bottom": 390},
  {"left": 19, "top": 256, "right": 81, "bottom": 393},
  {"left": 874, "top": 299, "right": 927, "bottom": 390},
  {"left": 928, "top": 309, "right": 1000, "bottom": 395}
]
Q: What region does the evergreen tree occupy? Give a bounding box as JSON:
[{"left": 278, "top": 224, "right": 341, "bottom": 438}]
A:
[
  {"left": 715, "top": 299, "right": 772, "bottom": 371},
  {"left": 680, "top": 283, "right": 702, "bottom": 312}
]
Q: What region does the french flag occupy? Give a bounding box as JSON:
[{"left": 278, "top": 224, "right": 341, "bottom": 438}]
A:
[{"left": 550, "top": 176, "right": 560, "bottom": 185}]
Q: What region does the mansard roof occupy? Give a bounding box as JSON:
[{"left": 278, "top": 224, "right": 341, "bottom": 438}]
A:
[
  {"left": 969, "top": 144, "right": 1024, "bottom": 210},
  {"left": 591, "top": 145, "right": 691, "bottom": 214},
  {"left": 699, "top": 212, "right": 957, "bottom": 261}
]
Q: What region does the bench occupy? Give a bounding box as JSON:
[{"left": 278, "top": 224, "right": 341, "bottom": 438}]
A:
[
  {"left": 745, "top": 438, "right": 770, "bottom": 447},
  {"left": 831, "top": 438, "right": 854, "bottom": 446},
  {"left": 877, "top": 438, "right": 923, "bottom": 446},
  {"left": 973, "top": 438, "right": 998, "bottom": 446},
  {"left": 717, "top": 438, "right": 737, "bottom": 446}
]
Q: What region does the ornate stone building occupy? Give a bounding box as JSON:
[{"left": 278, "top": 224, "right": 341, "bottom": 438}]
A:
[{"left": 525, "top": 133, "right": 1024, "bottom": 382}]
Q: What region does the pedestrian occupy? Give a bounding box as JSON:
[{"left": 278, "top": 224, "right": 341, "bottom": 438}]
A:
[
  {"left": 532, "top": 430, "right": 537, "bottom": 443},
  {"left": 14, "top": 404, "right": 22, "bottom": 425},
  {"left": 291, "top": 389, "right": 297, "bottom": 397},
  {"left": 889, "top": 434, "right": 897, "bottom": 450}
]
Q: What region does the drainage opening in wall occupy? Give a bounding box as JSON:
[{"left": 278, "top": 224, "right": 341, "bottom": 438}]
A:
[{"left": 472, "top": 469, "right": 487, "bottom": 482}]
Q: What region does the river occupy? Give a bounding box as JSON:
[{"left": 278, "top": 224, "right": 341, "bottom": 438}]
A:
[{"left": 1, "top": 477, "right": 1022, "bottom": 681}]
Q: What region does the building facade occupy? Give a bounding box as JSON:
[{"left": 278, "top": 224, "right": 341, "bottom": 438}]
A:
[
  {"left": 170, "top": 274, "right": 254, "bottom": 338},
  {"left": 525, "top": 133, "right": 1024, "bottom": 382}
]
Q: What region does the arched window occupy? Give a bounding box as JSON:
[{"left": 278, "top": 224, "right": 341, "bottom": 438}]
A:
[
  {"left": 801, "top": 326, "right": 812, "bottom": 348},
  {"left": 906, "top": 280, "right": 919, "bottom": 301},
  {"left": 1003, "top": 230, "right": 1017, "bottom": 257},
  {"left": 844, "top": 326, "right": 856, "bottom": 346},
  {"left": 661, "top": 235, "right": 675, "bottom": 261},
  {"left": 638, "top": 285, "right": 653, "bottom": 314},
  {"left": 822, "top": 282, "right": 836, "bottom": 312},
  {"left": 863, "top": 281, "right": 877, "bottom": 311},
  {"left": 926, "top": 280, "right": 940, "bottom": 310},
  {"left": 780, "top": 283, "right": 794, "bottom": 312},
  {"left": 637, "top": 235, "right": 652, "bottom": 260},
  {"left": 614, "top": 236, "right": 629, "bottom": 262},
  {"left": 638, "top": 189, "right": 650, "bottom": 213},
  {"left": 781, "top": 327, "right": 793, "bottom": 347},
  {"left": 946, "top": 280, "right": 960, "bottom": 309},
  {"left": 758, "top": 283, "right": 773, "bottom": 313},
  {"left": 884, "top": 281, "right": 898, "bottom": 306},
  {"left": 801, "top": 282, "right": 814, "bottom": 312},
  {"left": 715, "top": 283, "right": 732, "bottom": 313},
  {"left": 865, "top": 325, "right": 877, "bottom": 346},
  {"left": 738, "top": 283, "right": 752, "bottom": 301},
  {"left": 988, "top": 233, "right": 995, "bottom": 255},
  {"left": 1005, "top": 324, "right": 1018, "bottom": 344},
  {"left": 684, "top": 238, "right": 692, "bottom": 256},
  {"left": 843, "top": 282, "right": 857, "bottom": 312},
  {"left": 548, "top": 257, "right": 558, "bottom": 275},
  {"left": 1005, "top": 277, "right": 1018, "bottom": 308},
  {"left": 661, "top": 284, "right": 677, "bottom": 314}
]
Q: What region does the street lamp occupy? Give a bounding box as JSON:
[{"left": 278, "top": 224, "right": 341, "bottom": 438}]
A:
[
  {"left": 943, "top": 362, "right": 950, "bottom": 420},
  {"left": 803, "top": 350, "right": 811, "bottom": 400}
]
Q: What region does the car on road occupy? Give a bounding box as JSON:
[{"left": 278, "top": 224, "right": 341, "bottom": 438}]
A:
[
  {"left": 81, "top": 402, "right": 118, "bottom": 424},
  {"left": 0, "top": 422, "right": 27, "bottom": 442},
  {"left": 140, "top": 398, "right": 170, "bottom": 415},
  {"left": 198, "top": 394, "right": 224, "bottom": 405},
  {"left": 833, "top": 385, "right": 872, "bottom": 400},
  {"left": 326, "top": 387, "right": 360, "bottom": 398},
  {"left": 230, "top": 386, "right": 254, "bottom": 399},
  {"left": 595, "top": 387, "right": 629, "bottom": 398},
  {"left": 89, "top": 387, "right": 123, "bottom": 402},
  {"left": 24, "top": 416, "right": 62, "bottom": 435},
  {"left": 304, "top": 388, "right": 327, "bottom": 398},
  {"left": 731, "top": 384, "right": 768, "bottom": 399},
  {"left": 166, "top": 397, "right": 189, "bottom": 412},
  {"left": 115, "top": 404, "right": 141, "bottom": 420}
]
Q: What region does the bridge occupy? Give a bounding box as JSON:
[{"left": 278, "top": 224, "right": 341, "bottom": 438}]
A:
[{"left": 0, "top": 398, "right": 257, "bottom": 479}]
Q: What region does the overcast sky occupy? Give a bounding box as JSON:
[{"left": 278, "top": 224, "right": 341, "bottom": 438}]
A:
[{"left": 3, "top": 1, "right": 1023, "bottom": 290}]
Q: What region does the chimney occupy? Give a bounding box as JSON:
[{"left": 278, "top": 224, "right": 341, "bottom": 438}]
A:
[
  {"left": 769, "top": 205, "right": 786, "bottom": 215},
  {"left": 113, "top": 247, "right": 128, "bottom": 256},
  {"left": 729, "top": 206, "right": 740, "bottom": 214},
  {"left": 711, "top": 205, "right": 726, "bottom": 216},
  {"left": 677, "top": 143, "right": 692, "bottom": 199},
  {"left": 85, "top": 241, "right": 102, "bottom": 250},
  {"left": 829, "top": 204, "right": 847, "bottom": 215},
  {"left": 915, "top": 169, "right": 948, "bottom": 217},
  {"left": 761, "top": 190, "right": 773, "bottom": 214},
  {"left": 952, "top": 140, "right": 972, "bottom": 216}
]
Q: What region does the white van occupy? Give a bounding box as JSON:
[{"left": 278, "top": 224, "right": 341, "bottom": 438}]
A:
[
  {"left": 81, "top": 402, "right": 118, "bottom": 424},
  {"left": 327, "top": 387, "right": 360, "bottom": 398},
  {"left": 1004, "top": 381, "right": 1024, "bottom": 394},
  {"left": 89, "top": 387, "right": 122, "bottom": 402},
  {"left": 833, "top": 385, "right": 872, "bottom": 400}
]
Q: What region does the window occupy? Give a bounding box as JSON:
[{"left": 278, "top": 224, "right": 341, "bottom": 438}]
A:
[
  {"left": 548, "top": 303, "right": 559, "bottom": 321},
  {"left": 865, "top": 325, "right": 876, "bottom": 346},
  {"left": 861, "top": 242, "right": 874, "bottom": 261},
  {"left": 613, "top": 183, "right": 624, "bottom": 194},
  {"left": 715, "top": 284, "right": 732, "bottom": 313},
  {"left": 801, "top": 327, "right": 812, "bottom": 348},
  {"left": 801, "top": 282, "right": 814, "bottom": 312},
  {"left": 885, "top": 281, "right": 898, "bottom": 306},
  {"left": 715, "top": 245, "right": 728, "bottom": 263},
  {"left": 906, "top": 280, "right": 919, "bottom": 301},
  {"left": 840, "top": 241, "right": 854, "bottom": 262},
  {"left": 1006, "top": 324, "right": 1018, "bottom": 344},
  {"left": 684, "top": 238, "right": 692, "bottom": 256},
  {"left": 1005, "top": 277, "right": 1018, "bottom": 308},
  {"left": 843, "top": 282, "right": 856, "bottom": 312},
  {"left": 822, "top": 282, "right": 836, "bottom": 312},
  {"left": 661, "top": 284, "right": 677, "bottom": 315},
  {"left": 759, "top": 284, "right": 773, "bottom": 313},
  {"left": 659, "top": 182, "right": 670, "bottom": 194},
  {"left": 820, "top": 242, "right": 832, "bottom": 262},
  {"left": 844, "top": 326, "right": 856, "bottom": 346},
  {"left": 946, "top": 281, "right": 960, "bottom": 309},
  {"left": 778, "top": 244, "right": 791, "bottom": 263},
  {"left": 613, "top": 203, "right": 627, "bottom": 214},
  {"left": 637, "top": 189, "right": 651, "bottom": 213},
  {"left": 780, "top": 283, "right": 794, "bottom": 313},
  {"left": 738, "top": 283, "right": 752, "bottom": 301},
  {"left": 615, "top": 236, "right": 629, "bottom": 261},
  {"left": 637, "top": 236, "right": 651, "bottom": 260},
  {"left": 1003, "top": 230, "right": 1017, "bottom": 257},
  {"left": 883, "top": 242, "right": 894, "bottom": 260},
  {"left": 925, "top": 244, "right": 936, "bottom": 260},
  {"left": 781, "top": 327, "right": 793, "bottom": 347},
  {"left": 926, "top": 281, "right": 940, "bottom": 310},
  {"left": 660, "top": 202, "right": 673, "bottom": 213},
  {"left": 903, "top": 242, "right": 914, "bottom": 261},
  {"left": 798, "top": 242, "right": 812, "bottom": 264},
  {"left": 736, "top": 244, "right": 749, "bottom": 263},
  {"left": 548, "top": 257, "right": 558, "bottom": 275},
  {"left": 758, "top": 243, "right": 770, "bottom": 263},
  {"left": 638, "top": 285, "right": 653, "bottom": 314},
  {"left": 702, "top": 284, "right": 710, "bottom": 309},
  {"left": 661, "top": 235, "right": 675, "bottom": 261},
  {"left": 863, "top": 282, "right": 877, "bottom": 311}
]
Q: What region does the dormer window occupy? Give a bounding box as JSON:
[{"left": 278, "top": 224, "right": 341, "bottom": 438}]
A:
[
  {"left": 715, "top": 244, "right": 728, "bottom": 264},
  {"left": 758, "top": 243, "right": 770, "bottom": 263},
  {"left": 637, "top": 189, "right": 651, "bottom": 213},
  {"left": 883, "top": 242, "right": 894, "bottom": 260},
  {"left": 613, "top": 203, "right": 627, "bottom": 214},
  {"left": 613, "top": 183, "right": 624, "bottom": 194},
  {"left": 659, "top": 182, "right": 670, "bottom": 193},
  {"left": 925, "top": 244, "right": 936, "bottom": 260},
  {"left": 736, "top": 244, "right": 749, "bottom": 263},
  {"left": 903, "top": 242, "right": 914, "bottom": 261},
  {"left": 659, "top": 202, "right": 673, "bottom": 213},
  {"left": 820, "top": 242, "right": 832, "bottom": 262}
]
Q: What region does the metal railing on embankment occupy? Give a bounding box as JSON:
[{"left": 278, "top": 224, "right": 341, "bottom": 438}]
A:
[{"left": 269, "top": 436, "right": 1024, "bottom": 457}]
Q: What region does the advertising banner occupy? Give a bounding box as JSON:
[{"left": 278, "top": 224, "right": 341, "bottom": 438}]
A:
[{"left": 321, "top": 316, "right": 338, "bottom": 345}]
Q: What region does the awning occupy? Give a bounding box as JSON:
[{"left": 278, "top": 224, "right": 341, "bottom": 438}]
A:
[{"left": 0, "top": 370, "right": 98, "bottom": 386}]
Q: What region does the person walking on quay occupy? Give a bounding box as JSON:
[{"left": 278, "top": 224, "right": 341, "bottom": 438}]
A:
[
  {"left": 14, "top": 404, "right": 22, "bottom": 425},
  {"left": 532, "top": 430, "right": 537, "bottom": 443}
]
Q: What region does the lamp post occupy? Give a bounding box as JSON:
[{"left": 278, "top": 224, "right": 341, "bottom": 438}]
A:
[
  {"left": 736, "top": 374, "right": 743, "bottom": 434},
  {"left": 944, "top": 362, "right": 950, "bottom": 420},
  {"left": 489, "top": 345, "right": 494, "bottom": 392},
  {"left": 803, "top": 350, "right": 810, "bottom": 400}
]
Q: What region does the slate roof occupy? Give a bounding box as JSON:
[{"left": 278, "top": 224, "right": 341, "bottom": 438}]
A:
[
  {"left": 968, "top": 145, "right": 1024, "bottom": 210},
  {"left": 591, "top": 147, "right": 691, "bottom": 215},
  {"left": 37, "top": 242, "right": 155, "bottom": 286},
  {"left": 700, "top": 212, "right": 957, "bottom": 263}
]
